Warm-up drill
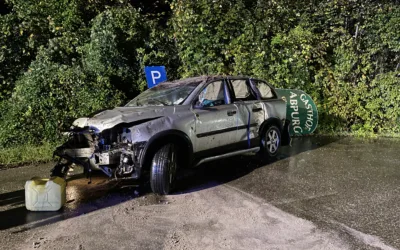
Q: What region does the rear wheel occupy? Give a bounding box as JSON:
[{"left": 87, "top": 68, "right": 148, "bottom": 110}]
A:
[
  {"left": 260, "top": 125, "right": 281, "bottom": 158},
  {"left": 150, "top": 144, "right": 177, "bottom": 195}
]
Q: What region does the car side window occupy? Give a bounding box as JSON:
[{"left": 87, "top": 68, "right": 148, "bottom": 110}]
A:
[
  {"left": 254, "top": 80, "right": 276, "bottom": 99},
  {"left": 197, "top": 80, "right": 226, "bottom": 107},
  {"left": 231, "top": 79, "right": 257, "bottom": 101}
]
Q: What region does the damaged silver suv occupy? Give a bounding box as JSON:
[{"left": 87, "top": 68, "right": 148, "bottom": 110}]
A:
[{"left": 53, "top": 76, "right": 290, "bottom": 194}]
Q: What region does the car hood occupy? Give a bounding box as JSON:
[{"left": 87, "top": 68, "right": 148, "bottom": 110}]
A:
[{"left": 72, "top": 106, "right": 176, "bottom": 132}]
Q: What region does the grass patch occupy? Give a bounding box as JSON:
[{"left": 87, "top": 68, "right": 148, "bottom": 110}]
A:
[
  {"left": 315, "top": 129, "right": 400, "bottom": 138},
  {"left": 0, "top": 142, "right": 55, "bottom": 167}
]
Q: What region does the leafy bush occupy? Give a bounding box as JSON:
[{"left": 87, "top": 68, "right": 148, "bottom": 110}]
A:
[
  {"left": 0, "top": 2, "right": 178, "bottom": 147},
  {"left": 0, "top": 48, "right": 123, "bottom": 146},
  {"left": 0, "top": 0, "right": 400, "bottom": 155},
  {"left": 171, "top": 0, "right": 400, "bottom": 135}
]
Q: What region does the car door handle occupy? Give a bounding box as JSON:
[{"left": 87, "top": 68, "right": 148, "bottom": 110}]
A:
[
  {"left": 227, "top": 110, "right": 237, "bottom": 116},
  {"left": 252, "top": 108, "right": 263, "bottom": 112}
]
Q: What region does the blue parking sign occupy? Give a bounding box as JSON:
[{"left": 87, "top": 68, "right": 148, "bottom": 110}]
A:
[{"left": 144, "top": 66, "right": 167, "bottom": 88}]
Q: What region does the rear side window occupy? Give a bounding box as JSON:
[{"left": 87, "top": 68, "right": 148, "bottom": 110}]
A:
[
  {"left": 254, "top": 80, "right": 276, "bottom": 99},
  {"left": 231, "top": 79, "right": 257, "bottom": 101}
]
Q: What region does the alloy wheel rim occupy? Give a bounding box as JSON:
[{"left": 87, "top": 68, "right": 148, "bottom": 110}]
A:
[{"left": 266, "top": 129, "right": 279, "bottom": 154}]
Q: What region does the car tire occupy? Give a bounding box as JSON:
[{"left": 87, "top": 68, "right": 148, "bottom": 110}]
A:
[
  {"left": 150, "top": 144, "right": 177, "bottom": 195},
  {"left": 260, "top": 125, "right": 281, "bottom": 158}
]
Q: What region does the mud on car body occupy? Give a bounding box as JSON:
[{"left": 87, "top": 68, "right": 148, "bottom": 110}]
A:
[{"left": 52, "top": 76, "right": 291, "bottom": 194}]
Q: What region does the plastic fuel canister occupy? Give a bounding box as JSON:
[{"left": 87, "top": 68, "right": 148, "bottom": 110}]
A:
[{"left": 25, "top": 176, "right": 66, "bottom": 211}]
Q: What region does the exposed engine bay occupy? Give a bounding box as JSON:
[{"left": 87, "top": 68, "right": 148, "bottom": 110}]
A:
[{"left": 52, "top": 123, "right": 147, "bottom": 181}]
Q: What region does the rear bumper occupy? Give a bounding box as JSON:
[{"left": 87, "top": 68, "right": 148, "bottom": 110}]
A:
[{"left": 281, "top": 119, "right": 291, "bottom": 146}]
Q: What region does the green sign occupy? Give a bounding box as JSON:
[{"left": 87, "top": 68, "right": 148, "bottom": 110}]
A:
[{"left": 275, "top": 89, "right": 318, "bottom": 136}]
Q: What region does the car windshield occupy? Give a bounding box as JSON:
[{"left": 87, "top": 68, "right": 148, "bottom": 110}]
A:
[{"left": 126, "top": 80, "right": 201, "bottom": 107}]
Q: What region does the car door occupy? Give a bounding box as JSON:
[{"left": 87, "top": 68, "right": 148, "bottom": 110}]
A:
[
  {"left": 192, "top": 79, "right": 239, "bottom": 153},
  {"left": 228, "top": 78, "right": 265, "bottom": 147},
  {"left": 251, "top": 79, "right": 281, "bottom": 122}
]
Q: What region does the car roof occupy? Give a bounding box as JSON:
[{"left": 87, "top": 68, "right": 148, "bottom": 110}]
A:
[{"left": 162, "top": 75, "right": 256, "bottom": 87}]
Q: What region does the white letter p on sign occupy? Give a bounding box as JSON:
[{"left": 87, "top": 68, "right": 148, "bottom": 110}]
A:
[{"left": 151, "top": 71, "right": 161, "bottom": 85}]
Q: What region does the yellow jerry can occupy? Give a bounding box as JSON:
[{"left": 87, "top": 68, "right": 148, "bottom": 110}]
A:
[{"left": 25, "top": 177, "right": 66, "bottom": 211}]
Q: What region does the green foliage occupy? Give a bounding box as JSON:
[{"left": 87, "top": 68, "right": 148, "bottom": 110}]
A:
[
  {"left": 0, "top": 13, "right": 31, "bottom": 98},
  {"left": 83, "top": 6, "right": 179, "bottom": 94},
  {"left": 0, "top": 1, "right": 177, "bottom": 147},
  {"left": 171, "top": 0, "right": 400, "bottom": 135},
  {"left": 0, "top": 47, "right": 123, "bottom": 146},
  {"left": 0, "top": 0, "right": 400, "bottom": 154}
]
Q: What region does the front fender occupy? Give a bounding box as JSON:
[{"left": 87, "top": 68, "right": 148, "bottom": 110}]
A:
[{"left": 139, "top": 129, "right": 194, "bottom": 170}]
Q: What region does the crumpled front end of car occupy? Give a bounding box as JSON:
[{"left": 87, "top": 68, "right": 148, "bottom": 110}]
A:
[
  {"left": 52, "top": 120, "right": 154, "bottom": 181},
  {"left": 52, "top": 104, "right": 185, "bottom": 181}
]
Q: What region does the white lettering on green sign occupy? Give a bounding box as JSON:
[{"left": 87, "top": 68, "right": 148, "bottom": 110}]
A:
[
  {"left": 275, "top": 88, "right": 318, "bottom": 136},
  {"left": 290, "top": 92, "right": 303, "bottom": 133},
  {"left": 300, "top": 94, "right": 314, "bottom": 132}
]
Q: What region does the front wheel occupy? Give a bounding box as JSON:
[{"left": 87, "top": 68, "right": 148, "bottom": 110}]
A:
[
  {"left": 150, "top": 144, "right": 177, "bottom": 195},
  {"left": 260, "top": 125, "right": 281, "bottom": 158}
]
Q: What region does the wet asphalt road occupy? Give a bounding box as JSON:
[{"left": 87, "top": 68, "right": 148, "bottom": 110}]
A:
[{"left": 1, "top": 136, "right": 400, "bottom": 248}]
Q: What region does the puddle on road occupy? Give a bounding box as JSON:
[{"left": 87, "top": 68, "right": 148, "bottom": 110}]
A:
[{"left": 2, "top": 171, "right": 162, "bottom": 233}]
